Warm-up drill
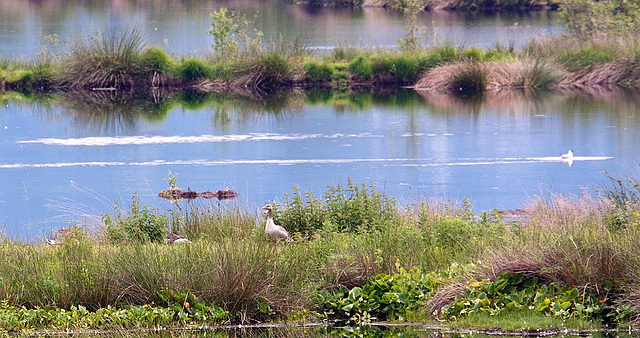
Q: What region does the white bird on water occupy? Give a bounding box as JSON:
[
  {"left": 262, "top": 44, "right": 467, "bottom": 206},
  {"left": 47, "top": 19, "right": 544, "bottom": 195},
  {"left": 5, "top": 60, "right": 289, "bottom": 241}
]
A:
[
  {"left": 561, "top": 149, "right": 574, "bottom": 159},
  {"left": 262, "top": 204, "right": 289, "bottom": 241},
  {"left": 561, "top": 149, "right": 574, "bottom": 167}
]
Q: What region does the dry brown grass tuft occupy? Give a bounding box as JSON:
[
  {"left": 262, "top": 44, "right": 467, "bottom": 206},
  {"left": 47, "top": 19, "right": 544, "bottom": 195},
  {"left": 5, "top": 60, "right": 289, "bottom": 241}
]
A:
[
  {"left": 560, "top": 56, "right": 640, "bottom": 90},
  {"left": 487, "top": 59, "right": 564, "bottom": 89},
  {"left": 427, "top": 280, "right": 469, "bottom": 316},
  {"left": 414, "top": 61, "right": 488, "bottom": 95}
]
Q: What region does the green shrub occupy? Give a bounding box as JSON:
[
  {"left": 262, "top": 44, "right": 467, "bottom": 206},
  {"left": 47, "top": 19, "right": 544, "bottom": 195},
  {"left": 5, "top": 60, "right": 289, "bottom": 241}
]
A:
[
  {"left": 304, "top": 60, "right": 334, "bottom": 82},
  {"left": 347, "top": 56, "right": 372, "bottom": 77},
  {"left": 271, "top": 186, "right": 326, "bottom": 234},
  {"left": 252, "top": 52, "right": 292, "bottom": 89},
  {"left": 371, "top": 55, "right": 395, "bottom": 75},
  {"left": 140, "top": 46, "right": 174, "bottom": 74},
  {"left": 103, "top": 193, "right": 168, "bottom": 243},
  {"left": 177, "top": 58, "right": 211, "bottom": 81},
  {"left": 272, "top": 179, "right": 398, "bottom": 234},
  {"left": 463, "top": 47, "right": 483, "bottom": 60},
  {"left": 561, "top": 0, "right": 640, "bottom": 37},
  {"left": 208, "top": 7, "right": 261, "bottom": 56},
  {"left": 392, "top": 54, "right": 421, "bottom": 82}
]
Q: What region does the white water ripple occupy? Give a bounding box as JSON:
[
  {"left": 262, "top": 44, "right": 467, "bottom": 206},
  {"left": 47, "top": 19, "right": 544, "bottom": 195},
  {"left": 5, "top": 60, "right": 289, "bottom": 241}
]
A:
[
  {"left": 0, "top": 156, "right": 612, "bottom": 169},
  {"left": 17, "top": 133, "right": 384, "bottom": 146}
]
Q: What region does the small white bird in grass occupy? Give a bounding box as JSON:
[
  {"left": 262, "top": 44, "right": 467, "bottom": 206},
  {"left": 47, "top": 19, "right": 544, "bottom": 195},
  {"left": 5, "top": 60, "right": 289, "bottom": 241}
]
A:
[
  {"left": 262, "top": 204, "right": 289, "bottom": 241},
  {"left": 561, "top": 149, "right": 574, "bottom": 159}
]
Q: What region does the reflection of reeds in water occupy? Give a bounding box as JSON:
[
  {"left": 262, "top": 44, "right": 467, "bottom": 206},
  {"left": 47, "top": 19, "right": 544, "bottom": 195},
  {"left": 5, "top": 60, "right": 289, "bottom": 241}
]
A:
[
  {"left": 417, "top": 84, "right": 640, "bottom": 125},
  {"left": 53, "top": 87, "right": 305, "bottom": 132},
  {"left": 59, "top": 90, "right": 146, "bottom": 132}
]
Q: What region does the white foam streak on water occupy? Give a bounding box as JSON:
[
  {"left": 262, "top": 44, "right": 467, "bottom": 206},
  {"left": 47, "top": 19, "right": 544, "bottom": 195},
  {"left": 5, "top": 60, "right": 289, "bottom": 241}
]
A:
[
  {"left": 0, "top": 156, "right": 613, "bottom": 169},
  {"left": 17, "top": 133, "right": 384, "bottom": 146}
]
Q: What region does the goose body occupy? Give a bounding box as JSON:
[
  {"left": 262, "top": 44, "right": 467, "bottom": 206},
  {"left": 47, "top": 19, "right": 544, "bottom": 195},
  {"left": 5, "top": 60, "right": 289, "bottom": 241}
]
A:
[
  {"left": 262, "top": 204, "right": 289, "bottom": 240},
  {"left": 166, "top": 233, "right": 192, "bottom": 244}
]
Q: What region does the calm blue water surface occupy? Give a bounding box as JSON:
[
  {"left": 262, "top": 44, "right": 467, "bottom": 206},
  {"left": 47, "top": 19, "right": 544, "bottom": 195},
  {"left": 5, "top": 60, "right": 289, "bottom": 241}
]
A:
[
  {"left": 1, "top": 90, "right": 639, "bottom": 238},
  {"left": 0, "top": 0, "right": 562, "bottom": 58},
  {"left": 1, "top": 1, "right": 633, "bottom": 239}
]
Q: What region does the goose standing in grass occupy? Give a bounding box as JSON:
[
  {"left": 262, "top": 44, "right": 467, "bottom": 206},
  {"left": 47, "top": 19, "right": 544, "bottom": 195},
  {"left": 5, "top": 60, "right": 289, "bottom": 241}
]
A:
[
  {"left": 166, "top": 233, "right": 191, "bottom": 244},
  {"left": 262, "top": 204, "right": 289, "bottom": 241}
]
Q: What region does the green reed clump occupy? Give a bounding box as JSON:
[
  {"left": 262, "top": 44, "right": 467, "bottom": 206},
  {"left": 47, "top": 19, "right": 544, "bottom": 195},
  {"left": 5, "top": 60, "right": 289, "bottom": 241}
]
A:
[
  {"left": 168, "top": 203, "right": 257, "bottom": 243},
  {"left": 61, "top": 29, "right": 145, "bottom": 89},
  {"left": 347, "top": 56, "right": 373, "bottom": 78},
  {"left": 177, "top": 58, "right": 212, "bottom": 81},
  {"left": 304, "top": 60, "right": 335, "bottom": 83},
  {"left": 371, "top": 53, "right": 422, "bottom": 84},
  {"left": 140, "top": 46, "right": 175, "bottom": 75},
  {"left": 418, "top": 45, "right": 459, "bottom": 69},
  {"left": 326, "top": 46, "right": 366, "bottom": 63}
]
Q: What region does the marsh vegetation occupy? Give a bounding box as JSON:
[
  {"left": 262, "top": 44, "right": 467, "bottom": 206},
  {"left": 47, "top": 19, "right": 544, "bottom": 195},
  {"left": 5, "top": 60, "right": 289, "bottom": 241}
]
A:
[
  {"left": 1, "top": 176, "right": 640, "bottom": 334},
  {"left": 1, "top": 1, "right": 640, "bottom": 99}
]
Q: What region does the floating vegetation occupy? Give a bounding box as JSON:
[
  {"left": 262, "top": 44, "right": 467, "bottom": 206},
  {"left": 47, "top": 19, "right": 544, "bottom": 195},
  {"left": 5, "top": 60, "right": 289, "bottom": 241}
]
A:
[{"left": 158, "top": 188, "right": 239, "bottom": 201}]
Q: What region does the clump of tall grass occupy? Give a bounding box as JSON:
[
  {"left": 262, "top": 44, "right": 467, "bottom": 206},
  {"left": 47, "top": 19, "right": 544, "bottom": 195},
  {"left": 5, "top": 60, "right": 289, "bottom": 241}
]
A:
[
  {"left": 487, "top": 59, "right": 563, "bottom": 89},
  {"left": 61, "top": 29, "right": 145, "bottom": 89},
  {"left": 303, "top": 60, "right": 335, "bottom": 83},
  {"left": 562, "top": 55, "right": 640, "bottom": 89},
  {"left": 415, "top": 61, "right": 488, "bottom": 96},
  {"left": 223, "top": 37, "right": 308, "bottom": 92},
  {"left": 177, "top": 58, "right": 212, "bottom": 81}
]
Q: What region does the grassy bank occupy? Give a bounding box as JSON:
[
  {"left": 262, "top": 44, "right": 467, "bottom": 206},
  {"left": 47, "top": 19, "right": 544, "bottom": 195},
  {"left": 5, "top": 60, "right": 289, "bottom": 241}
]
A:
[
  {"left": 4, "top": 28, "right": 640, "bottom": 99},
  {"left": 2, "top": 177, "right": 640, "bottom": 333}
]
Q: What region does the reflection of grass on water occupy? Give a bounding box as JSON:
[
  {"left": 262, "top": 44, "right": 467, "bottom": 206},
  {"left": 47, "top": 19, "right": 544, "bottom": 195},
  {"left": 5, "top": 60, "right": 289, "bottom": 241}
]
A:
[{"left": 1, "top": 86, "right": 433, "bottom": 131}]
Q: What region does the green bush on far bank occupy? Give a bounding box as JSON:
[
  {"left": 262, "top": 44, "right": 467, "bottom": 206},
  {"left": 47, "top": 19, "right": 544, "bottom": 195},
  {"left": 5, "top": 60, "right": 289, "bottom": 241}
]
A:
[{"left": 177, "top": 58, "right": 212, "bottom": 81}]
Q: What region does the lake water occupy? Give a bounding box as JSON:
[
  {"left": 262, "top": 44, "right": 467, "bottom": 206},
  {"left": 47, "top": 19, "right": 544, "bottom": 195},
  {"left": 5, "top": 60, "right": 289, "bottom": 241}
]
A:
[
  {"left": 2, "top": 1, "right": 637, "bottom": 240},
  {"left": 0, "top": 0, "right": 562, "bottom": 58},
  {"left": 1, "top": 89, "right": 639, "bottom": 239}
]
